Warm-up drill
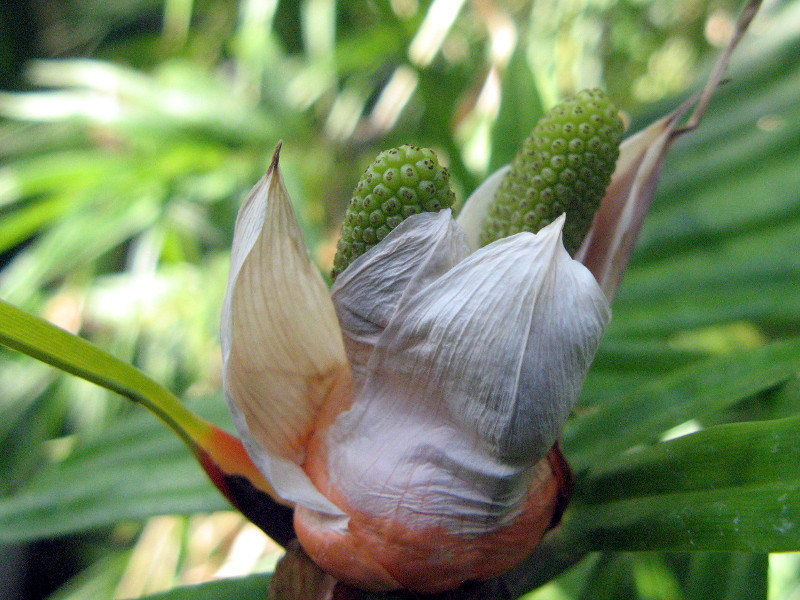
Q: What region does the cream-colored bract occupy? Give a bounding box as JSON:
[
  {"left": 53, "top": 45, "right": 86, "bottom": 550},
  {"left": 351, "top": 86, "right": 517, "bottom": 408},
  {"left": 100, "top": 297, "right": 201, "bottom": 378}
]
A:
[
  {"left": 221, "top": 147, "right": 348, "bottom": 516},
  {"left": 221, "top": 144, "right": 610, "bottom": 532}
]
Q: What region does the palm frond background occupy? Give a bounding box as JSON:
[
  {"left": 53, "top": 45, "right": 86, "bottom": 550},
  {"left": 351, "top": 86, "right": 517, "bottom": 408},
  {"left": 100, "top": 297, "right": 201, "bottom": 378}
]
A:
[{"left": 1, "top": 1, "right": 799, "bottom": 598}]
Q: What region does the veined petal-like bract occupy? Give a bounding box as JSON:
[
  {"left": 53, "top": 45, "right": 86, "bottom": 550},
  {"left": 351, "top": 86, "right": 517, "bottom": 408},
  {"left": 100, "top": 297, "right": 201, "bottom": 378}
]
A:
[{"left": 222, "top": 145, "right": 610, "bottom": 592}]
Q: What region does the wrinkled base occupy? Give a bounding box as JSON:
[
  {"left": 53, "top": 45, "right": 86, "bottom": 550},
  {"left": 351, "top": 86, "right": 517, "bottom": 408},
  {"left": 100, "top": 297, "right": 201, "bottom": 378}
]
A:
[{"left": 294, "top": 444, "right": 573, "bottom": 594}]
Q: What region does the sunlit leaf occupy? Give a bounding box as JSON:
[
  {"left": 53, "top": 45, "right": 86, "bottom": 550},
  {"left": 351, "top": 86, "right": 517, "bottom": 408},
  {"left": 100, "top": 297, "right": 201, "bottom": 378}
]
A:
[
  {"left": 563, "top": 411, "right": 800, "bottom": 552},
  {"left": 567, "top": 337, "right": 800, "bottom": 469}
]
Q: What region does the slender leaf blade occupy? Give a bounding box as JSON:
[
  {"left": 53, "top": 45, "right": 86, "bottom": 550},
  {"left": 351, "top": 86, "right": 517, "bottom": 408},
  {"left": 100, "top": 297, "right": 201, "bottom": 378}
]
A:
[
  {"left": 564, "top": 480, "right": 800, "bottom": 553},
  {"left": 566, "top": 338, "right": 800, "bottom": 469},
  {"left": 578, "top": 415, "right": 800, "bottom": 505},
  {"left": 561, "top": 414, "right": 800, "bottom": 553},
  {"left": 0, "top": 405, "right": 230, "bottom": 543}
]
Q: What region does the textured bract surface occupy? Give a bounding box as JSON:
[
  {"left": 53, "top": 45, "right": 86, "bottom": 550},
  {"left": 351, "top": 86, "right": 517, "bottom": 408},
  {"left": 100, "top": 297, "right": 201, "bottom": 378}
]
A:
[
  {"left": 482, "top": 88, "right": 623, "bottom": 254},
  {"left": 332, "top": 145, "right": 455, "bottom": 279},
  {"left": 222, "top": 146, "right": 611, "bottom": 592}
]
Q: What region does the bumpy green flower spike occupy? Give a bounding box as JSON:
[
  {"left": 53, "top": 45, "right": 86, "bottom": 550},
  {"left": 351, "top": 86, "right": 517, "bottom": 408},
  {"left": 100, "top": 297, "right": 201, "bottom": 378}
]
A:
[
  {"left": 482, "top": 88, "right": 624, "bottom": 254},
  {"left": 332, "top": 144, "right": 455, "bottom": 279}
]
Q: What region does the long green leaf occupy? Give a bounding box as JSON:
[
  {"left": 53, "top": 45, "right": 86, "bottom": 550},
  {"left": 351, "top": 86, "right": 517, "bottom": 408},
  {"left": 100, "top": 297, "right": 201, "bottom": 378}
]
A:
[
  {"left": 0, "top": 300, "right": 290, "bottom": 547},
  {"left": 566, "top": 337, "right": 800, "bottom": 469},
  {"left": 564, "top": 481, "right": 800, "bottom": 553},
  {"left": 562, "top": 414, "right": 800, "bottom": 553},
  {"left": 577, "top": 414, "right": 800, "bottom": 505},
  {"left": 0, "top": 299, "right": 212, "bottom": 447}
]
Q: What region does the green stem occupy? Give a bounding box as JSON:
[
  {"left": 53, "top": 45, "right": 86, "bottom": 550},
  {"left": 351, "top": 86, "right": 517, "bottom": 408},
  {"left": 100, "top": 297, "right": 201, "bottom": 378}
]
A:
[
  {"left": 0, "top": 298, "right": 210, "bottom": 449},
  {"left": 0, "top": 298, "right": 294, "bottom": 545}
]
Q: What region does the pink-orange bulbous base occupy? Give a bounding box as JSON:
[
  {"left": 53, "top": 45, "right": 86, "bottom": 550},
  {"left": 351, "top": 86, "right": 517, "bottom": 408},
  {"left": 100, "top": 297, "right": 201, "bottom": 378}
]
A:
[{"left": 294, "top": 444, "right": 573, "bottom": 594}]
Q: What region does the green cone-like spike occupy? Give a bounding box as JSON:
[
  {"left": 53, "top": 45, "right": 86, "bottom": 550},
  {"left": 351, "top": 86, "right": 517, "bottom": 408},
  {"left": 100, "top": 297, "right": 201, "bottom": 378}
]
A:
[
  {"left": 332, "top": 145, "right": 455, "bottom": 279},
  {"left": 482, "top": 88, "right": 624, "bottom": 254}
]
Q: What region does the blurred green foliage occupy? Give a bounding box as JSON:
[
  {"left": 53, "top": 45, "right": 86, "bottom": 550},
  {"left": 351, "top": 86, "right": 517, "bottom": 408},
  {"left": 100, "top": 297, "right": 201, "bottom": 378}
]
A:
[{"left": 1, "top": 0, "right": 800, "bottom": 599}]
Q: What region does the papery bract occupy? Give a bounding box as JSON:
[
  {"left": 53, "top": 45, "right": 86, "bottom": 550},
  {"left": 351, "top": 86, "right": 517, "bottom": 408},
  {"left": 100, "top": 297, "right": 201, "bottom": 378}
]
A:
[
  {"left": 222, "top": 145, "right": 610, "bottom": 592},
  {"left": 327, "top": 211, "right": 609, "bottom": 530},
  {"left": 221, "top": 146, "right": 350, "bottom": 517}
]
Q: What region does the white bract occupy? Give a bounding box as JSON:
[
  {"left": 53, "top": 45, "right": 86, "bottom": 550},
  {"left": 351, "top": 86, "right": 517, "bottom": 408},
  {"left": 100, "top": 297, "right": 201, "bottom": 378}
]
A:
[
  {"left": 220, "top": 105, "right": 695, "bottom": 590},
  {"left": 221, "top": 145, "right": 610, "bottom": 533}
]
